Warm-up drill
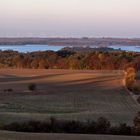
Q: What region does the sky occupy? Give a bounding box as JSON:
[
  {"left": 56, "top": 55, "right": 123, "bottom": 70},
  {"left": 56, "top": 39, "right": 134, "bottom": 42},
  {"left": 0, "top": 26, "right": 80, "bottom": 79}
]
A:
[{"left": 0, "top": 0, "right": 140, "bottom": 38}]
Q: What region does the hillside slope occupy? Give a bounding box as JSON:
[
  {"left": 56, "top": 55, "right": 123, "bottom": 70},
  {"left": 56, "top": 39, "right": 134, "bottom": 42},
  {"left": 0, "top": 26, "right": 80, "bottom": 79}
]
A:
[{"left": 0, "top": 69, "right": 139, "bottom": 125}]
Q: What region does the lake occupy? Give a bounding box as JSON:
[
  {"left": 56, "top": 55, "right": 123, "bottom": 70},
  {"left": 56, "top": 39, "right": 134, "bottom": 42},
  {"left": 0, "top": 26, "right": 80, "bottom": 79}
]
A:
[
  {"left": 0, "top": 44, "right": 140, "bottom": 53},
  {"left": 109, "top": 45, "right": 140, "bottom": 52},
  {"left": 0, "top": 45, "right": 64, "bottom": 52}
]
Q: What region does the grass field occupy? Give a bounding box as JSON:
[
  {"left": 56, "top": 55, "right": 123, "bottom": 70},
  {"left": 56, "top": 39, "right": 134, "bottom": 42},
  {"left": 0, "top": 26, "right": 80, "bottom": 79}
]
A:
[
  {"left": 0, "top": 131, "right": 140, "bottom": 140},
  {"left": 0, "top": 69, "right": 139, "bottom": 125}
]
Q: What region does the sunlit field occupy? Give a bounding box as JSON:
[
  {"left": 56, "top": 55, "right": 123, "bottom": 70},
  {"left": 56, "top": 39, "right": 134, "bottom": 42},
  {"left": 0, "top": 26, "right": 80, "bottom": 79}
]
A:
[{"left": 0, "top": 69, "right": 139, "bottom": 125}]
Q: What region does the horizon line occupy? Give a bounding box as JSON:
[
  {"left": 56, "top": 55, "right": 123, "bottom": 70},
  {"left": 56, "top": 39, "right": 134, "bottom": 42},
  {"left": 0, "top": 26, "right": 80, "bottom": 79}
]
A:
[{"left": 0, "top": 37, "right": 140, "bottom": 39}]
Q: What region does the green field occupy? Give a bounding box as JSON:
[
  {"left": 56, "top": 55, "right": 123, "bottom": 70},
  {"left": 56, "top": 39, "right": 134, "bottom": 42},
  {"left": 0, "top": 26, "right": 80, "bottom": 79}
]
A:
[{"left": 0, "top": 69, "right": 139, "bottom": 125}]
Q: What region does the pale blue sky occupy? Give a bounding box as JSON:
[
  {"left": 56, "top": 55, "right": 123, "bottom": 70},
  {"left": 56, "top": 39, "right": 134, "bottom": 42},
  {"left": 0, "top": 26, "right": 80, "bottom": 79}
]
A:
[{"left": 0, "top": 0, "right": 140, "bottom": 37}]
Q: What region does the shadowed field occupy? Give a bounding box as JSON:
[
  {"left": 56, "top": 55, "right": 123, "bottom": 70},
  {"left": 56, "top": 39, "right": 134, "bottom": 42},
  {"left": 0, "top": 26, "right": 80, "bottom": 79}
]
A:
[
  {"left": 0, "top": 69, "right": 139, "bottom": 125},
  {"left": 0, "top": 131, "right": 140, "bottom": 140}
]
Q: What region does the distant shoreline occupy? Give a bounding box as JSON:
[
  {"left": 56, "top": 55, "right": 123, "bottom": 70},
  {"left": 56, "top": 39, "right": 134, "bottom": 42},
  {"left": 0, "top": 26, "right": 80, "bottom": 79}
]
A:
[{"left": 0, "top": 38, "right": 140, "bottom": 46}]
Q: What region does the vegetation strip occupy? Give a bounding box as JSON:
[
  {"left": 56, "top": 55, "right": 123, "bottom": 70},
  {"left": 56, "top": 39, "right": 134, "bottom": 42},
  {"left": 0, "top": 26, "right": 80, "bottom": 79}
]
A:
[{"left": 1, "top": 113, "right": 140, "bottom": 136}]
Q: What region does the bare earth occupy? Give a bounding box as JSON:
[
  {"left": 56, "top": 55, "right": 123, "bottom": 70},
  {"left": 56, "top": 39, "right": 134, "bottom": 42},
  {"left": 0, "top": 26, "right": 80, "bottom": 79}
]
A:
[
  {"left": 0, "top": 131, "right": 140, "bottom": 140},
  {"left": 0, "top": 69, "right": 139, "bottom": 125}
]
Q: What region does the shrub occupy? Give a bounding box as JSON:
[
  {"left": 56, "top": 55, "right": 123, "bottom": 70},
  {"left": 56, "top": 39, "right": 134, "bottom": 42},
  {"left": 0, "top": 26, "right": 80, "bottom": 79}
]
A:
[
  {"left": 125, "top": 67, "right": 136, "bottom": 87},
  {"left": 95, "top": 117, "right": 111, "bottom": 134},
  {"left": 131, "top": 82, "right": 140, "bottom": 95},
  {"left": 4, "top": 115, "right": 140, "bottom": 136},
  {"left": 133, "top": 112, "right": 140, "bottom": 136},
  {"left": 28, "top": 83, "right": 37, "bottom": 91},
  {"left": 4, "top": 88, "right": 13, "bottom": 92},
  {"left": 137, "top": 97, "right": 140, "bottom": 104},
  {"left": 110, "top": 123, "right": 132, "bottom": 135},
  {"left": 85, "top": 120, "right": 97, "bottom": 134}
]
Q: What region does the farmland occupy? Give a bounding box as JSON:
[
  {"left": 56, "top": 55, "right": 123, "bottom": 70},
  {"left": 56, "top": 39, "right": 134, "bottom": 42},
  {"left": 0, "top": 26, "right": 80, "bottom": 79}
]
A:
[{"left": 0, "top": 69, "right": 139, "bottom": 125}]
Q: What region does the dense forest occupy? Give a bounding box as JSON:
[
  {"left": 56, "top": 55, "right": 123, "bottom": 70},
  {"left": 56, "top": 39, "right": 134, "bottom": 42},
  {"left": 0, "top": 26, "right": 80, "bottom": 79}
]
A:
[{"left": 0, "top": 49, "right": 140, "bottom": 70}]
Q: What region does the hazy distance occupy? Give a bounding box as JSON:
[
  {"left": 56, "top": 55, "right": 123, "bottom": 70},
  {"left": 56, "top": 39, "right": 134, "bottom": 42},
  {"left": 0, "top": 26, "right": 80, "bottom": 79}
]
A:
[{"left": 0, "top": 0, "right": 140, "bottom": 38}]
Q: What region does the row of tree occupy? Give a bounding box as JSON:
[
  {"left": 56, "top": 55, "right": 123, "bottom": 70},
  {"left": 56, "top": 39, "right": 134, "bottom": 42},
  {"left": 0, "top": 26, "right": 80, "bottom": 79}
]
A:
[
  {"left": 1, "top": 112, "right": 140, "bottom": 136},
  {"left": 0, "top": 50, "right": 140, "bottom": 70}
]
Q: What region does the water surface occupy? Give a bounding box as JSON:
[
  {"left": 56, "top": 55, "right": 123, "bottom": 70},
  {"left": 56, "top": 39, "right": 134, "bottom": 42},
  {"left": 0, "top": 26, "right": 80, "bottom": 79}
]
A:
[
  {"left": 109, "top": 45, "right": 140, "bottom": 52},
  {"left": 0, "top": 45, "right": 64, "bottom": 52},
  {"left": 0, "top": 44, "right": 140, "bottom": 53}
]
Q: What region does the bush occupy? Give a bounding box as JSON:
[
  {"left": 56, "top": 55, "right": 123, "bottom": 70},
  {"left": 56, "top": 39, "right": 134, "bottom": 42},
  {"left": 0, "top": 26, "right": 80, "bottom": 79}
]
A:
[
  {"left": 132, "top": 82, "right": 140, "bottom": 95},
  {"left": 133, "top": 112, "right": 140, "bottom": 136},
  {"left": 125, "top": 67, "right": 136, "bottom": 87},
  {"left": 3, "top": 113, "right": 140, "bottom": 136},
  {"left": 3, "top": 117, "right": 111, "bottom": 134},
  {"left": 137, "top": 97, "right": 140, "bottom": 104},
  {"left": 4, "top": 115, "right": 140, "bottom": 136},
  {"left": 4, "top": 88, "right": 13, "bottom": 92},
  {"left": 28, "top": 83, "right": 37, "bottom": 91},
  {"left": 95, "top": 117, "right": 111, "bottom": 134},
  {"left": 110, "top": 123, "right": 132, "bottom": 135}
]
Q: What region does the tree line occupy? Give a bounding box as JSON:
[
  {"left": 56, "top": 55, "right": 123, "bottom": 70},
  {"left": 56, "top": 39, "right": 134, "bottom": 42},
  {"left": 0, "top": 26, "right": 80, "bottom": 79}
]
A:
[
  {"left": 0, "top": 50, "right": 140, "bottom": 70},
  {"left": 1, "top": 112, "right": 140, "bottom": 136}
]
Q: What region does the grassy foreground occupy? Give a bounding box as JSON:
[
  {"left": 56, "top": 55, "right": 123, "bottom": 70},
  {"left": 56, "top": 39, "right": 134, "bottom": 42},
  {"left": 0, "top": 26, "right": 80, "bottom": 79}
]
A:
[{"left": 0, "top": 131, "right": 140, "bottom": 140}]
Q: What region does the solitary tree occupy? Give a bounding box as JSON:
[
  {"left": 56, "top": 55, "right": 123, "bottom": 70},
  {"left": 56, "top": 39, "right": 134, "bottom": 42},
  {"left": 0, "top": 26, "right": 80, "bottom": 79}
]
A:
[
  {"left": 28, "top": 83, "right": 37, "bottom": 91},
  {"left": 125, "top": 67, "right": 136, "bottom": 87}
]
